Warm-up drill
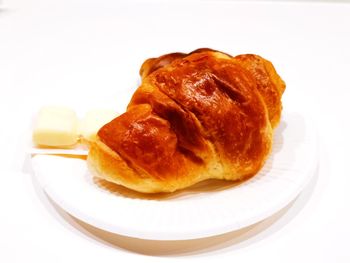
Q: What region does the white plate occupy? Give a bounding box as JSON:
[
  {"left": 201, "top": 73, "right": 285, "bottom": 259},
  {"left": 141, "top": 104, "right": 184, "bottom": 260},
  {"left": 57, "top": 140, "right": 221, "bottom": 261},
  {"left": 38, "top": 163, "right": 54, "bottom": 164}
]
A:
[{"left": 31, "top": 112, "right": 318, "bottom": 240}]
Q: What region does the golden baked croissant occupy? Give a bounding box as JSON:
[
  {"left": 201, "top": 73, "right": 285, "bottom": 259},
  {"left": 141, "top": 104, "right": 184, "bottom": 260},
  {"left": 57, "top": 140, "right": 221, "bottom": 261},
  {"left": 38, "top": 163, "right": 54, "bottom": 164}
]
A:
[{"left": 87, "top": 48, "right": 286, "bottom": 193}]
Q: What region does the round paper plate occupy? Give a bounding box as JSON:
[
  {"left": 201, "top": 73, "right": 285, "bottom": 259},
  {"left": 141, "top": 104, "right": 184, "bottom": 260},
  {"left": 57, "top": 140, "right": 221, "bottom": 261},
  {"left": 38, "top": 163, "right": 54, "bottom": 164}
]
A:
[{"left": 31, "top": 112, "right": 318, "bottom": 240}]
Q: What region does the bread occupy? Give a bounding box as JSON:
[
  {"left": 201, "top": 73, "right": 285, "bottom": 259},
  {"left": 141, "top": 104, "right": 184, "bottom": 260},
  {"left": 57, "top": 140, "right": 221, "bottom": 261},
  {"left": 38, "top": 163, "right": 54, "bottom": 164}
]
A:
[{"left": 87, "top": 48, "right": 286, "bottom": 193}]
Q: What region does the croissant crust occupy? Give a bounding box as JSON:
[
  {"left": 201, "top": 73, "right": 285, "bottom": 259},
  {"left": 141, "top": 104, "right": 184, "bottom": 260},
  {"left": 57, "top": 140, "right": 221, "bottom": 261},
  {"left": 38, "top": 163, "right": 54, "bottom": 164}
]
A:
[{"left": 87, "top": 48, "right": 286, "bottom": 193}]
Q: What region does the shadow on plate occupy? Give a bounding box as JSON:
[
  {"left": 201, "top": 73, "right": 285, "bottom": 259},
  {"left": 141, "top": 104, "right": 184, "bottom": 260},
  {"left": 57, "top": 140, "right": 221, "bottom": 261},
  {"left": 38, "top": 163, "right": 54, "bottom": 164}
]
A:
[{"left": 93, "top": 176, "right": 243, "bottom": 200}]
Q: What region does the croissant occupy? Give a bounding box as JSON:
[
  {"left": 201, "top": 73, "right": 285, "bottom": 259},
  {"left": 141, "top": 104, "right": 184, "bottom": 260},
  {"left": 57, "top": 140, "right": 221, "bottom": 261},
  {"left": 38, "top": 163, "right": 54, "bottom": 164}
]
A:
[{"left": 87, "top": 48, "right": 286, "bottom": 193}]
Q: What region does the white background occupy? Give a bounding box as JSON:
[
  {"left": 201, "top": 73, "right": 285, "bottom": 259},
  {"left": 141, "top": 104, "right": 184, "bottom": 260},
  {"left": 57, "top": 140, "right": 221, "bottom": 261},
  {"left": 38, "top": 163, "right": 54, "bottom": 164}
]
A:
[{"left": 1, "top": 0, "right": 350, "bottom": 262}]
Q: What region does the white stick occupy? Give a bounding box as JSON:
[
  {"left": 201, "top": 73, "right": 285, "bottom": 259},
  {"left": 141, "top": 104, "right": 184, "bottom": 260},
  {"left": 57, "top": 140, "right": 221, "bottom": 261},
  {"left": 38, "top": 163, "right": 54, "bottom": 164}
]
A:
[{"left": 29, "top": 148, "right": 88, "bottom": 156}]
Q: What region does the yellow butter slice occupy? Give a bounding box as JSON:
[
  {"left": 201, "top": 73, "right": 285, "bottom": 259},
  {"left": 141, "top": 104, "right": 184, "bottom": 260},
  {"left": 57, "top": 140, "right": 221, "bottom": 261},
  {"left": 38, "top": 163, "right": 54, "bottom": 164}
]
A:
[
  {"left": 79, "top": 109, "right": 118, "bottom": 142},
  {"left": 32, "top": 106, "right": 78, "bottom": 147}
]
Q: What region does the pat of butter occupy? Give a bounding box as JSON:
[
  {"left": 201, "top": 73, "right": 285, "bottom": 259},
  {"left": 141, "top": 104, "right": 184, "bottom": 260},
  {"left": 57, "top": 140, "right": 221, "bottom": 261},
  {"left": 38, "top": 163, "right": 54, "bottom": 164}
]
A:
[
  {"left": 33, "top": 106, "right": 78, "bottom": 147},
  {"left": 79, "top": 109, "right": 118, "bottom": 142}
]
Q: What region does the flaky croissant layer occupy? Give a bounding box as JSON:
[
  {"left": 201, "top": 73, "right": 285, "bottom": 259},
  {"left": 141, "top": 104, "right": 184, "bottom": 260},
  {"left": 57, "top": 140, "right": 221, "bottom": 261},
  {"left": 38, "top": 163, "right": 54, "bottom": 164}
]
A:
[{"left": 88, "top": 48, "right": 286, "bottom": 193}]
